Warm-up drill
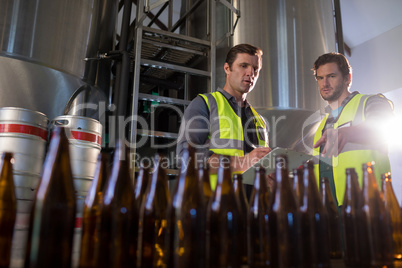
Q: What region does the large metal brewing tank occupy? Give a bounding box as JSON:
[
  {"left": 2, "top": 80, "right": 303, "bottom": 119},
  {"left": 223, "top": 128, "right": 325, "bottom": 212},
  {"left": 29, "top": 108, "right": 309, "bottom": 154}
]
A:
[
  {"left": 0, "top": 0, "right": 118, "bottom": 120},
  {"left": 226, "top": 0, "right": 337, "bottom": 152}
]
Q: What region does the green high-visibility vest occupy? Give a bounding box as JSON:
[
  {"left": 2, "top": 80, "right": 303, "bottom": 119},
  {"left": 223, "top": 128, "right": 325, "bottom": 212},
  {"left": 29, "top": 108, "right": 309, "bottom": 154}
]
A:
[{"left": 313, "top": 94, "right": 391, "bottom": 205}]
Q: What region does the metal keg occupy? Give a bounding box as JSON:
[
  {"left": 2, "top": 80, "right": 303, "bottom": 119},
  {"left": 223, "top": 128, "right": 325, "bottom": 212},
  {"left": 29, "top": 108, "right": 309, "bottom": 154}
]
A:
[
  {"left": 50, "top": 115, "right": 102, "bottom": 220},
  {"left": 0, "top": 107, "right": 49, "bottom": 268},
  {"left": 0, "top": 107, "right": 49, "bottom": 219},
  {"left": 50, "top": 115, "right": 102, "bottom": 267}
]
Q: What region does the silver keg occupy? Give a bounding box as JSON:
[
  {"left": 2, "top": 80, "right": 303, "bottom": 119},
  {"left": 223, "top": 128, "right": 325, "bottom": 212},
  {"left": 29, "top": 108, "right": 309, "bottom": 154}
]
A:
[
  {"left": 0, "top": 107, "right": 49, "bottom": 219},
  {"left": 50, "top": 115, "right": 102, "bottom": 219},
  {"left": 51, "top": 115, "right": 102, "bottom": 267},
  {"left": 0, "top": 107, "right": 49, "bottom": 268}
]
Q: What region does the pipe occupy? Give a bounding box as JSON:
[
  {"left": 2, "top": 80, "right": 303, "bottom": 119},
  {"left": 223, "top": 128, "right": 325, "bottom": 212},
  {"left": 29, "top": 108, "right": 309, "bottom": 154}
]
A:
[
  {"left": 114, "top": 0, "right": 132, "bottom": 142},
  {"left": 333, "top": 0, "right": 345, "bottom": 54}
]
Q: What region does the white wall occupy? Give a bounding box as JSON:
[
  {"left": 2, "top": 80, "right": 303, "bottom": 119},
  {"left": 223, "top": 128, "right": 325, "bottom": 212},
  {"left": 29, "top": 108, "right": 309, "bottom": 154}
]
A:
[{"left": 346, "top": 24, "right": 402, "bottom": 203}]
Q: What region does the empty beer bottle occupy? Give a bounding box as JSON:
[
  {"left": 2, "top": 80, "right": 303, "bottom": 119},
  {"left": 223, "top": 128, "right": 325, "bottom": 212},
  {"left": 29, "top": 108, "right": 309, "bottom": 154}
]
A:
[
  {"left": 320, "top": 177, "right": 342, "bottom": 259},
  {"left": 341, "top": 168, "right": 361, "bottom": 267},
  {"left": 360, "top": 162, "right": 393, "bottom": 267},
  {"left": 137, "top": 153, "right": 170, "bottom": 268},
  {"left": 233, "top": 173, "right": 248, "bottom": 266},
  {"left": 299, "top": 161, "right": 330, "bottom": 267},
  {"left": 25, "top": 127, "right": 76, "bottom": 268},
  {"left": 134, "top": 162, "right": 150, "bottom": 209},
  {"left": 292, "top": 167, "right": 304, "bottom": 206},
  {"left": 207, "top": 155, "right": 241, "bottom": 268},
  {"left": 166, "top": 144, "right": 206, "bottom": 268},
  {"left": 382, "top": 172, "right": 402, "bottom": 260},
  {"left": 78, "top": 152, "right": 111, "bottom": 268},
  {"left": 0, "top": 152, "right": 16, "bottom": 268},
  {"left": 197, "top": 162, "right": 212, "bottom": 207},
  {"left": 247, "top": 165, "right": 270, "bottom": 267},
  {"left": 269, "top": 155, "right": 301, "bottom": 267},
  {"left": 96, "top": 141, "right": 137, "bottom": 268}
]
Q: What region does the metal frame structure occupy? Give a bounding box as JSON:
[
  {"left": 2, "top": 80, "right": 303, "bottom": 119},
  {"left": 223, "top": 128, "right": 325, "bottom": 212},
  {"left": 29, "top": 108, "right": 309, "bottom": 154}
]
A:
[{"left": 114, "top": 0, "right": 239, "bottom": 174}]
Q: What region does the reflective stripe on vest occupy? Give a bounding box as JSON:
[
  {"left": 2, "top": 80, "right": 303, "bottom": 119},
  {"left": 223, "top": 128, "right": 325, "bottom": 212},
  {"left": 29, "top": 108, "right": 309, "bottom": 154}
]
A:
[{"left": 313, "top": 94, "right": 391, "bottom": 206}]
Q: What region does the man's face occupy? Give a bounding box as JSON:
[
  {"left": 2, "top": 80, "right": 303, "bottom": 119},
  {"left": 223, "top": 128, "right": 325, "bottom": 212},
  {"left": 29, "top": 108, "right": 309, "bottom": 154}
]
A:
[
  {"left": 224, "top": 53, "right": 261, "bottom": 95},
  {"left": 315, "top": 62, "right": 350, "bottom": 103}
]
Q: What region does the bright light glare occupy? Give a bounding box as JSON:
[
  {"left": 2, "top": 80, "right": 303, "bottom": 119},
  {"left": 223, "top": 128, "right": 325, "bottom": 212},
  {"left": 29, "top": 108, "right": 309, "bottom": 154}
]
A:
[{"left": 379, "top": 116, "right": 402, "bottom": 148}]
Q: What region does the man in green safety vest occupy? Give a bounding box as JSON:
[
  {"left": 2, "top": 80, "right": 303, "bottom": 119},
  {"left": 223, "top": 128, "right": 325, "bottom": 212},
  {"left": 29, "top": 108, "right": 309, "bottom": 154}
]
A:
[
  {"left": 312, "top": 52, "right": 393, "bottom": 207},
  {"left": 176, "top": 43, "right": 272, "bottom": 193}
]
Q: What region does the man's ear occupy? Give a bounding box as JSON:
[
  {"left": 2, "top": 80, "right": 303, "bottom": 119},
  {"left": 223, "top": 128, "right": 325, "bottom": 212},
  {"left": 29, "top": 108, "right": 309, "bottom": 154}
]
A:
[
  {"left": 345, "top": 73, "right": 352, "bottom": 87},
  {"left": 224, "top": 62, "right": 231, "bottom": 75}
]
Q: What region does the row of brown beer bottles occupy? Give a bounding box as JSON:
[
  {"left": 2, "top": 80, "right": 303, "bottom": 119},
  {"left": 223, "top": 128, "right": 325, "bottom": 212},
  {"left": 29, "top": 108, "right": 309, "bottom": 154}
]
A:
[
  {"left": 0, "top": 152, "right": 17, "bottom": 268},
  {"left": 270, "top": 156, "right": 344, "bottom": 267},
  {"left": 23, "top": 129, "right": 139, "bottom": 268},
  {"left": 231, "top": 155, "right": 335, "bottom": 268},
  {"left": 28, "top": 139, "right": 401, "bottom": 268},
  {"left": 342, "top": 162, "right": 394, "bottom": 267},
  {"left": 79, "top": 143, "right": 170, "bottom": 268}
]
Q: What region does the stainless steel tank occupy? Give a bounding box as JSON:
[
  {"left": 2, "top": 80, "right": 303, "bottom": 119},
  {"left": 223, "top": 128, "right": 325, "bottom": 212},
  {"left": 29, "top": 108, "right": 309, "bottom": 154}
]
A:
[
  {"left": 226, "top": 0, "right": 337, "bottom": 151},
  {"left": 183, "top": 0, "right": 336, "bottom": 151},
  {"left": 0, "top": 0, "right": 118, "bottom": 120}
]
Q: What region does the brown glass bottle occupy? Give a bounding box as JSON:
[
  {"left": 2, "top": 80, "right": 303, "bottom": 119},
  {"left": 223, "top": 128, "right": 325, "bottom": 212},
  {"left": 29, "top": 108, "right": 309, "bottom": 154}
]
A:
[
  {"left": 197, "top": 162, "right": 213, "bottom": 207},
  {"left": 299, "top": 161, "right": 330, "bottom": 268},
  {"left": 78, "top": 152, "right": 111, "bottom": 268},
  {"left": 360, "top": 162, "right": 393, "bottom": 267},
  {"left": 134, "top": 162, "right": 150, "bottom": 209},
  {"left": 0, "top": 152, "right": 16, "bottom": 268},
  {"left": 382, "top": 172, "right": 402, "bottom": 260},
  {"left": 320, "top": 177, "right": 342, "bottom": 259},
  {"left": 247, "top": 165, "right": 270, "bottom": 267},
  {"left": 96, "top": 141, "right": 137, "bottom": 268},
  {"left": 341, "top": 168, "right": 361, "bottom": 267},
  {"left": 292, "top": 167, "right": 304, "bottom": 206},
  {"left": 24, "top": 127, "right": 76, "bottom": 268},
  {"left": 166, "top": 144, "right": 206, "bottom": 268},
  {"left": 268, "top": 155, "right": 301, "bottom": 267},
  {"left": 137, "top": 153, "right": 170, "bottom": 268},
  {"left": 207, "top": 155, "right": 241, "bottom": 268},
  {"left": 233, "top": 173, "right": 248, "bottom": 266}
]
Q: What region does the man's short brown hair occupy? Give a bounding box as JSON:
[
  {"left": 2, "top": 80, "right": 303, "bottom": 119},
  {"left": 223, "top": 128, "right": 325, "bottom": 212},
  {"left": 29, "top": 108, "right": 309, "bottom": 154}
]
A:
[
  {"left": 312, "top": 52, "right": 352, "bottom": 78},
  {"left": 225, "top": 43, "right": 263, "bottom": 69}
]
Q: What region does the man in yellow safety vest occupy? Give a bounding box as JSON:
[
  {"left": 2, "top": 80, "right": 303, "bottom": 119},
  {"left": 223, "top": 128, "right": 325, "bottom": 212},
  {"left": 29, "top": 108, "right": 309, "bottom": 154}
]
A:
[
  {"left": 176, "top": 44, "right": 272, "bottom": 192},
  {"left": 312, "top": 52, "right": 393, "bottom": 206}
]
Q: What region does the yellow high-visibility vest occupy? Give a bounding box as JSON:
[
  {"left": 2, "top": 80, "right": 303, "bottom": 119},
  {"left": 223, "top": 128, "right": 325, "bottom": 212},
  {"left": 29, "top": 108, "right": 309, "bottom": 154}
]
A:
[
  {"left": 200, "top": 91, "right": 268, "bottom": 189},
  {"left": 313, "top": 94, "right": 390, "bottom": 205}
]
